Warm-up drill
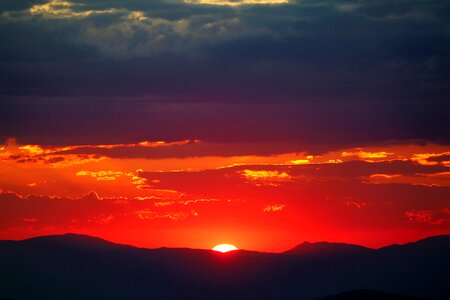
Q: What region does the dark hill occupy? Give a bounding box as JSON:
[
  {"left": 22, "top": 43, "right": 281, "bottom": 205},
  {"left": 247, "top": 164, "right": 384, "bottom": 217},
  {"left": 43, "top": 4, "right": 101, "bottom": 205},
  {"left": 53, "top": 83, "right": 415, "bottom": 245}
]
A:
[
  {"left": 0, "top": 234, "right": 449, "bottom": 300},
  {"left": 285, "top": 241, "right": 373, "bottom": 257}
]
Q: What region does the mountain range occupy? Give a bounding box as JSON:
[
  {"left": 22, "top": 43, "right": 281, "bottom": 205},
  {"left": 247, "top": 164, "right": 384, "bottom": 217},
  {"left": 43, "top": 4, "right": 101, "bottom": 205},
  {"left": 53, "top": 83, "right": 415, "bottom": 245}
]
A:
[{"left": 1, "top": 234, "right": 449, "bottom": 299}]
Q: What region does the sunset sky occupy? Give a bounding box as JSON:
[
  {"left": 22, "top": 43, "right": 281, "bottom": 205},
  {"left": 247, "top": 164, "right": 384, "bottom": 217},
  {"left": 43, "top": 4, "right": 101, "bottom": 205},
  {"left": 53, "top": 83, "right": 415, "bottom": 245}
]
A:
[{"left": 0, "top": 0, "right": 449, "bottom": 252}]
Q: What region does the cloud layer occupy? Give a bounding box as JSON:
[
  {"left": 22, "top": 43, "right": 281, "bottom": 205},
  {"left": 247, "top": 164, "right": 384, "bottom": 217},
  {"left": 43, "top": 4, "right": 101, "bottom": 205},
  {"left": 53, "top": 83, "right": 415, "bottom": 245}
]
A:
[
  {"left": 0, "top": 138, "right": 449, "bottom": 250},
  {"left": 0, "top": 0, "right": 449, "bottom": 147}
]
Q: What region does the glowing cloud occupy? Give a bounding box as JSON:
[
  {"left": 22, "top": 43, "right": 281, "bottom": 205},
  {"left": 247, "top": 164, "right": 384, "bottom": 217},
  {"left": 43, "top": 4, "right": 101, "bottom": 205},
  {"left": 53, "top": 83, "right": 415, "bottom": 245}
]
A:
[
  {"left": 369, "top": 174, "right": 402, "bottom": 179},
  {"left": 127, "top": 11, "right": 147, "bottom": 22},
  {"left": 240, "top": 169, "right": 293, "bottom": 186},
  {"left": 411, "top": 152, "right": 450, "bottom": 166},
  {"left": 29, "top": 0, "right": 117, "bottom": 19},
  {"left": 76, "top": 170, "right": 124, "bottom": 181},
  {"left": 263, "top": 204, "right": 285, "bottom": 212},
  {"left": 184, "top": 0, "right": 290, "bottom": 6},
  {"left": 242, "top": 170, "right": 291, "bottom": 181},
  {"left": 341, "top": 150, "right": 393, "bottom": 161},
  {"left": 135, "top": 209, "right": 197, "bottom": 221},
  {"left": 290, "top": 155, "right": 313, "bottom": 165}
]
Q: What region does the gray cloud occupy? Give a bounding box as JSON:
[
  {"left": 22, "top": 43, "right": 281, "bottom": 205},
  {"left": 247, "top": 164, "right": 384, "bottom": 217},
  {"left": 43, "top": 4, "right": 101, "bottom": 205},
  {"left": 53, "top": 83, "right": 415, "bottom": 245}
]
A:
[{"left": 0, "top": 0, "right": 449, "bottom": 147}]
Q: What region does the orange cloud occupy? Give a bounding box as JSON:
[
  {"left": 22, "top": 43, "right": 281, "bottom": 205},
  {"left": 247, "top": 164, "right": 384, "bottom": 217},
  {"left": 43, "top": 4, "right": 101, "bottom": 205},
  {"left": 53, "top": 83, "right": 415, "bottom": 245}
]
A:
[
  {"left": 135, "top": 209, "right": 198, "bottom": 221},
  {"left": 341, "top": 150, "right": 393, "bottom": 161},
  {"left": 263, "top": 204, "right": 285, "bottom": 212},
  {"left": 417, "top": 171, "right": 450, "bottom": 178},
  {"left": 76, "top": 170, "right": 124, "bottom": 181},
  {"left": 241, "top": 170, "right": 291, "bottom": 181},
  {"left": 290, "top": 155, "right": 314, "bottom": 165},
  {"left": 369, "top": 174, "right": 402, "bottom": 179},
  {"left": 364, "top": 172, "right": 450, "bottom": 187},
  {"left": 76, "top": 169, "right": 152, "bottom": 190},
  {"left": 0, "top": 139, "right": 199, "bottom": 165},
  {"left": 411, "top": 152, "right": 450, "bottom": 166},
  {"left": 405, "top": 209, "right": 450, "bottom": 225},
  {"left": 151, "top": 198, "right": 220, "bottom": 208}
]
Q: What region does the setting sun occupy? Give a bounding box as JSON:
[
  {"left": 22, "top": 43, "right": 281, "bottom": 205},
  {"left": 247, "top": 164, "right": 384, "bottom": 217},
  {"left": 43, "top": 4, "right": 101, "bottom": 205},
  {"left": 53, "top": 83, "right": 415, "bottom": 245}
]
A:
[{"left": 212, "top": 244, "right": 238, "bottom": 253}]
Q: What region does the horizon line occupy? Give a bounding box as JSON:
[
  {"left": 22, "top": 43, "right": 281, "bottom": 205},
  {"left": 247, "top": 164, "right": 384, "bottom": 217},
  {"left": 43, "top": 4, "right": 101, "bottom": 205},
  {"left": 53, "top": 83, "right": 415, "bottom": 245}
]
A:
[{"left": 2, "top": 232, "right": 449, "bottom": 254}]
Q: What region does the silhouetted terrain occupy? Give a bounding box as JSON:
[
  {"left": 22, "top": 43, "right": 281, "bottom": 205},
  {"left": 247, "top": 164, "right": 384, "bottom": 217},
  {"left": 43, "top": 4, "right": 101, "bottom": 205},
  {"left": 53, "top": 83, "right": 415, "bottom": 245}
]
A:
[
  {"left": 0, "top": 234, "right": 449, "bottom": 299},
  {"left": 284, "top": 241, "right": 373, "bottom": 257},
  {"left": 318, "top": 289, "right": 424, "bottom": 300}
]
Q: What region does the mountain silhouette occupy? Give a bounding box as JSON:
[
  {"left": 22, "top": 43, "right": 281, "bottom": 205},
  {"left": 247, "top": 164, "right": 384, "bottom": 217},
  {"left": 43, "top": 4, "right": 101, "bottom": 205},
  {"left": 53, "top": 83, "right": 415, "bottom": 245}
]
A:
[
  {"left": 0, "top": 234, "right": 449, "bottom": 299},
  {"left": 285, "top": 241, "right": 373, "bottom": 257}
]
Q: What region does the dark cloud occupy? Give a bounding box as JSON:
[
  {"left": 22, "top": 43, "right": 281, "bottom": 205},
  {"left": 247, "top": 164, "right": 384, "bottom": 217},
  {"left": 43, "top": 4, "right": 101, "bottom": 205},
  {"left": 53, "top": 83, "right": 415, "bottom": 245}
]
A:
[
  {"left": 1, "top": 96, "right": 447, "bottom": 148},
  {"left": 0, "top": 0, "right": 449, "bottom": 147}
]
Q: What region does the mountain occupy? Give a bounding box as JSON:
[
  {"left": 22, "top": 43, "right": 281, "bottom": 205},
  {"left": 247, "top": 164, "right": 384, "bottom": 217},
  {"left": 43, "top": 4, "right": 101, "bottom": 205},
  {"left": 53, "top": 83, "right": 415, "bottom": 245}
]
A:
[
  {"left": 285, "top": 241, "right": 373, "bottom": 257},
  {"left": 0, "top": 234, "right": 449, "bottom": 300}
]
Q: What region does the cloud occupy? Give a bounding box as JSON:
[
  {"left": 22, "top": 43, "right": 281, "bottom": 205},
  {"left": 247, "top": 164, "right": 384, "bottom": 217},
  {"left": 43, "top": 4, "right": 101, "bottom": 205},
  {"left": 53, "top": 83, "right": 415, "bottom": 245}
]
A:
[
  {"left": 263, "top": 203, "right": 285, "bottom": 212},
  {"left": 369, "top": 174, "right": 401, "bottom": 179},
  {"left": 2, "top": 155, "right": 449, "bottom": 239},
  {"left": 412, "top": 152, "right": 450, "bottom": 166},
  {"left": 335, "top": 3, "right": 362, "bottom": 12},
  {"left": 341, "top": 150, "right": 394, "bottom": 161},
  {"left": 0, "top": 191, "right": 211, "bottom": 230},
  {"left": 184, "top": 0, "right": 290, "bottom": 6},
  {"left": 0, "top": 1, "right": 449, "bottom": 250},
  {"left": 135, "top": 209, "right": 197, "bottom": 221},
  {"left": 1, "top": 152, "right": 449, "bottom": 246},
  {"left": 364, "top": 170, "right": 450, "bottom": 187},
  {"left": 290, "top": 156, "right": 313, "bottom": 165},
  {"left": 28, "top": 0, "right": 119, "bottom": 19},
  {"left": 76, "top": 170, "right": 124, "bottom": 181},
  {"left": 405, "top": 209, "right": 450, "bottom": 225},
  {"left": 241, "top": 169, "right": 292, "bottom": 186},
  {"left": 0, "top": 137, "right": 419, "bottom": 161},
  {"left": 75, "top": 170, "right": 149, "bottom": 188},
  {"left": 138, "top": 160, "right": 450, "bottom": 212},
  {"left": 6, "top": 138, "right": 447, "bottom": 167},
  {"left": 0, "top": 138, "right": 104, "bottom": 167}
]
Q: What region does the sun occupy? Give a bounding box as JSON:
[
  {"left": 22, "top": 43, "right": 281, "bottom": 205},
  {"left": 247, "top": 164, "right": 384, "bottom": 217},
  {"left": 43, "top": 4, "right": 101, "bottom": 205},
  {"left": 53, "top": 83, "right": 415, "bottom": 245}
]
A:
[{"left": 212, "top": 244, "right": 238, "bottom": 253}]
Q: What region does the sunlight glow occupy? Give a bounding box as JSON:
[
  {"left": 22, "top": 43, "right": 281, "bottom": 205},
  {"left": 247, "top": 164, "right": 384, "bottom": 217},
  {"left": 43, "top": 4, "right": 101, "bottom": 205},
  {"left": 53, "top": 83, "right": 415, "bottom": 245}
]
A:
[{"left": 212, "top": 244, "right": 238, "bottom": 253}]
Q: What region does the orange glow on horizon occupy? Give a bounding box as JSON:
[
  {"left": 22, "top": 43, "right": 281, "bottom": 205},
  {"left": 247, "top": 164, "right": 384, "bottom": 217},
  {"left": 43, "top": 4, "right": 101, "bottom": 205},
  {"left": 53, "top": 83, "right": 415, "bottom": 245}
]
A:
[{"left": 0, "top": 138, "right": 449, "bottom": 252}]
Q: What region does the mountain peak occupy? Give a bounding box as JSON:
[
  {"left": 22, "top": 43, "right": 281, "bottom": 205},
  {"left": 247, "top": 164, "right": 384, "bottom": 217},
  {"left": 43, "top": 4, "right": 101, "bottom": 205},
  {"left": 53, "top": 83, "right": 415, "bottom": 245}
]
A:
[
  {"left": 285, "top": 241, "right": 373, "bottom": 256},
  {"left": 19, "top": 232, "right": 125, "bottom": 251}
]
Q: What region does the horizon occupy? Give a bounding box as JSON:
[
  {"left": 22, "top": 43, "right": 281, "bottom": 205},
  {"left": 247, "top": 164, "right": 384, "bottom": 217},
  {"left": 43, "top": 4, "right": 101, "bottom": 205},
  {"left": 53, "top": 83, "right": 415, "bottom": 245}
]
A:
[
  {"left": 4, "top": 231, "right": 449, "bottom": 253},
  {"left": 1, "top": 0, "right": 449, "bottom": 253},
  {"left": 2, "top": 229, "right": 449, "bottom": 299}
]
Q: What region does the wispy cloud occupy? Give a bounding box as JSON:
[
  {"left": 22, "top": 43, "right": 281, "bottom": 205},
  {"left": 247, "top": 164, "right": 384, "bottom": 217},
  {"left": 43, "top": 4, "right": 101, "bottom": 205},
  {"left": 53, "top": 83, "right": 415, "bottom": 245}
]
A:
[
  {"left": 184, "top": 0, "right": 290, "bottom": 6},
  {"left": 263, "top": 203, "right": 285, "bottom": 212},
  {"left": 29, "top": 0, "right": 118, "bottom": 19}
]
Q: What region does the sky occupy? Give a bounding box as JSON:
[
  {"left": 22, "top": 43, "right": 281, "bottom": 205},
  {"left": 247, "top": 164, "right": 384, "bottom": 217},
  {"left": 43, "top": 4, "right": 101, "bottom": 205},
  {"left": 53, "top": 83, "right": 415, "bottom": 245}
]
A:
[{"left": 0, "top": 0, "right": 449, "bottom": 252}]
